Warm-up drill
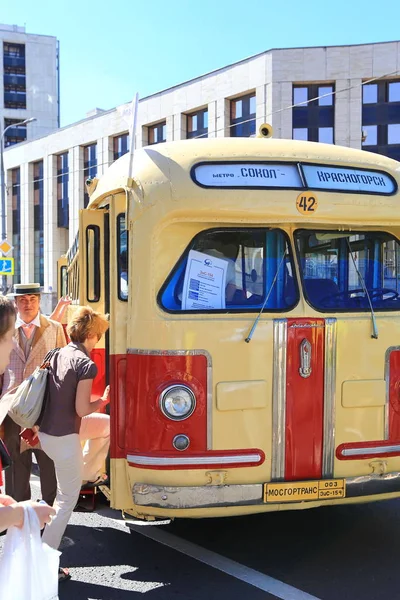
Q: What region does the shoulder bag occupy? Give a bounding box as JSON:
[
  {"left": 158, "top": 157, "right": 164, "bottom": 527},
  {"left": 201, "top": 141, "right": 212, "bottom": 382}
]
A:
[{"left": 3, "top": 348, "right": 60, "bottom": 429}]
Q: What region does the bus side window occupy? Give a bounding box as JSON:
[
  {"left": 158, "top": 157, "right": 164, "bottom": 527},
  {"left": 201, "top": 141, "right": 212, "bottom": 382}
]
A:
[
  {"left": 60, "top": 265, "right": 68, "bottom": 297},
  {"left": 118, "top": 214, "right": 129, "bottom": 301},
  {"left": 86, "top": 225, "right": 100, "bottom": 302}
]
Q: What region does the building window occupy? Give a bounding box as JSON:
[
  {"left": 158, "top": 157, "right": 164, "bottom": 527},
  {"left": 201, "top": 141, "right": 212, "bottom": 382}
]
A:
[
  {"left": 4, "top": 118, "right": 27, "bottom": 147},
  {"left": 363, "top": 84, "right": 378, "bottom": 104},
  {"left": 57, "top": 153, "right": 69, "bottom": 229},
  {"left": 292, "top": 84, "right": 335, "bottom": 143},
  {"left": 230, "top": 93, "right": 256, "bottom": 137},
  {"left": 362, "top": 79, "right": 400, "bottom": 161},
  {"left": 33, "top": 161, "right": 44, "bottom": 286},
  {"left": 362, "top": 125, "right": 377, "bottom": 146},
  {"left": 318, "top": 127, "right": 334, "bottom": 144},
  {"left": 3, "top": 43, "right": 26, "bottom": 109},
  {"left": 293, "top": 128, "right": 308, "bottom": 141},
  {"left": 148, "top": 122, "right": 166, "bottom": 145},
  {"left": 113, "top": 133, "right": 129, "bottom": 160},
  {"left": 11, "top": 168, "right": 21, "bottom": 284},
  {"left": 83, "top": 144, "right": 97, "bottom": 208},
  {"left": 187, "top": 108, "right": 208, "bottom": 139}
]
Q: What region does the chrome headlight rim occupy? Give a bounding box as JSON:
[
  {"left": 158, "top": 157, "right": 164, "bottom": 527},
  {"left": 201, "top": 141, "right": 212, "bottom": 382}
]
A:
[{"left": 159, "top": 384, "right": 196, "bottom": 421}]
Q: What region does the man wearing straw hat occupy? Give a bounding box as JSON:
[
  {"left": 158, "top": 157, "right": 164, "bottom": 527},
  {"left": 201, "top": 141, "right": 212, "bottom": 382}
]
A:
[{"left": 1, "top": 283, "right": 66, "bottom": 505}]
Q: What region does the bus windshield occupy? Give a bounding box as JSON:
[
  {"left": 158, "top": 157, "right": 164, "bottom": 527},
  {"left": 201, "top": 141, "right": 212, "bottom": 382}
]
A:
[
  {"left": 295, "top": 230, "right": 400, "bottom": 311},
  {"left": 159, "top": 228, "right": 298, "bottom": 312}
]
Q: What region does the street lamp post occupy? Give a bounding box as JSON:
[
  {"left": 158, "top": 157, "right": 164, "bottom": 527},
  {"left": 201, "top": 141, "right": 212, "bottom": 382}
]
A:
[{"left": 0, "top": 117, "right": 36, "bottom": 293}]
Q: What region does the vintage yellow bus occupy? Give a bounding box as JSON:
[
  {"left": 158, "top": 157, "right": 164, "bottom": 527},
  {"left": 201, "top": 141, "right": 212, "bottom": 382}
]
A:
[{"left": 62, "top": 126, "right": 400, "bottom": 520}]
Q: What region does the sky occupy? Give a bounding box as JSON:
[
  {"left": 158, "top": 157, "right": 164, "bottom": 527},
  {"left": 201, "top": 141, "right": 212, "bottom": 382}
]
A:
[{"left": 3, "top": 0, "right": 400, "bottom": 127}]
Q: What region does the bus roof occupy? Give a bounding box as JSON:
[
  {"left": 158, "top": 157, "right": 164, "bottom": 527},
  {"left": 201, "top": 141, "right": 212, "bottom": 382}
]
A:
[{"left": 88, "top": 138, "right": 400, "bottom": 225}]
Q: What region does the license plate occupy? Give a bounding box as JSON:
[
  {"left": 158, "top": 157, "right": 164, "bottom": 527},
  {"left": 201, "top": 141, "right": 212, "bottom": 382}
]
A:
[{"left": 264, "top": 479, "right": 346, "bottom": 503}]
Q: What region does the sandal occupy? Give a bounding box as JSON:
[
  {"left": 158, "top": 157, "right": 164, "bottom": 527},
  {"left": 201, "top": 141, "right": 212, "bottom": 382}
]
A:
[
  {"left": 58, "top": 567, "right": 71, "bottom": 583},
  {"left": 81, "top": 474, "right": 109, "bottom": 489}
]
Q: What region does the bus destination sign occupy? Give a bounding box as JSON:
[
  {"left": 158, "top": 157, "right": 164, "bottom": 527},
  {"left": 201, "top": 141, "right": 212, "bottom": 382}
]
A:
[
  {"left": 193, "top": 163, "right": 302, "bottom": 188},
  {"left": 192, "top": 162, "right": 396, "bottom": 195},
  {"left": 302, "top": 165, "right": 396, "bottom": 195}
]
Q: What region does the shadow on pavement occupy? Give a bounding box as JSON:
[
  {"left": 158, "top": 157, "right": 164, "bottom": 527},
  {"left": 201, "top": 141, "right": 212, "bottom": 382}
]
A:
[
  {"left": 58, "top": 522, "right": 273, "bottom": 600},
  {"left": 59, "top": 524, "right": 167, "bottom": 599}
]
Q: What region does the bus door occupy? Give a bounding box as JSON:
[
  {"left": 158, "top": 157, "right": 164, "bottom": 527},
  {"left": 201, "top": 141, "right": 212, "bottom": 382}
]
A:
[
  {"left": 108, "top": 193, "right": 131, "bottom": 509},
  {"left": 79, "top": 208, "right": 110, "bottom": 402}
]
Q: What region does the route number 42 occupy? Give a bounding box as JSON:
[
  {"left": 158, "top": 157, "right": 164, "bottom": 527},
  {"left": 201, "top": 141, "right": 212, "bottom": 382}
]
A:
[{"left": 296, "top": 192, "right": 318, "bottom": 214}]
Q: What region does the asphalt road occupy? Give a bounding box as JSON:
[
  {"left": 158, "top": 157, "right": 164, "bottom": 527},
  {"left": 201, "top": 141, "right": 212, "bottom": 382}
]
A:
[{"left": 2, "top": 476, "right": 400, "bottom": 600}]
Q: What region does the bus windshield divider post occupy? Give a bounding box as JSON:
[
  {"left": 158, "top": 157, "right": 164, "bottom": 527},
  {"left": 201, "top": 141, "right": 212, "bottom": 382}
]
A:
[{"left": 245, "top": 251, "right": 287, "bottom": 343}]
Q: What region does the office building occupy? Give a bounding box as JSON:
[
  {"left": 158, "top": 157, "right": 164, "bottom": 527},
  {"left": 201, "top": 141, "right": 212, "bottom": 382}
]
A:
[{"left": 3, "top": 40, "right": 400, "bottom": 310}]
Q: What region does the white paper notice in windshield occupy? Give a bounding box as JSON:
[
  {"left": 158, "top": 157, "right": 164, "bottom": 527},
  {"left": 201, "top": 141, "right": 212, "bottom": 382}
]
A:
[{"left": 182, "top": 250, "right": 228, "bottom": 310}]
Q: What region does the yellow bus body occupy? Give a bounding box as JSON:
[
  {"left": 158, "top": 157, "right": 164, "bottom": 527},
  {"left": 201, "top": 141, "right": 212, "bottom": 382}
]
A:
[{"left": 64, "top": 136, "right": 400, "bottom": 519}]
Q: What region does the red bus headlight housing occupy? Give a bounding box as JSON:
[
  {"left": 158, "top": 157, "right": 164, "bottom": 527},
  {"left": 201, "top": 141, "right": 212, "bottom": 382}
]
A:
[{"left": 160, "top": 385, "right": 196, "bottom": 420}]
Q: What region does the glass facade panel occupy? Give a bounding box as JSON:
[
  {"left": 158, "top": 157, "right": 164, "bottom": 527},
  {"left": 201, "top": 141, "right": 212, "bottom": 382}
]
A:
[
  {"left": 362, "top": 125, "right": 377, "bottom": 146},
  {"left": 389, "top": 82, "right": 400, "bottom": 102},
  {"left": 363, "top": 84, "right": 378, "bottom": 104},
  {"left": 11, "top": 168, "right": 20, "bottom": 284},
  {"left": 230, "top": 94, "right": 256, "bottom": 137},
  {"left": 187, "top": 108, "right": 208, "bottom": 139},
  {"left": 4, "top": 118, "right": 26, "bottom": 147},
  {"left": 83, "top": 144, "right": 97, "bottom": 208},
  {"left": 3, "top": 42, "right": 26, "bottom": 110},
  {"left": 33, "top": 161, "right": 44, "bottom": 286},
  {"left": 318, "top": 86, "right": 333, "bottom": 106},
  {"left": 293, "top": 87, "right": 308, "bottom": 106},
  {"left": 362, "top": 80, "right": 400, "bottom": 160},
  {"left": 148, "top": 122, "right": 166, "bottom": 145},
  {"left": 113, "top": 133, "right": 129, "bottom": 160},
  {"left": 292, "top": 84, "right": 335, "bottom": 142},
  {"left": 388, "top": 124, "right": 400, "bottom": 144},
  {"left": 57, "top": 153, "right": 69, "bottom": 228},
  {"left": 293, "top": 128, "right": 308, "bottom": 140},
  {"left": 318, "top": 127, "right": 334, "bottom": 144}
]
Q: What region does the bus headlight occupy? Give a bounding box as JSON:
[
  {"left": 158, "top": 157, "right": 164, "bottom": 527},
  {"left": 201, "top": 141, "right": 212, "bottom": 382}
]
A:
[{"left": 160, "top": 385, "right": 196, "bottom": 421}]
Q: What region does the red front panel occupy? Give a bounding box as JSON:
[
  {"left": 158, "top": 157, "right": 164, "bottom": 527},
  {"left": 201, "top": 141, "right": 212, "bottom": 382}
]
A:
[
  {"left": 124, "top": 353, "right": 208, "bottom": 454},
  {"left": 90, "top": 348, "right": 107, "bottom": 411},
  {"left": 285, "top": 319, "right": 325, "bottom": 481},
  {"left": 389, "top": 350, "right": 400, "bottom": 441}
]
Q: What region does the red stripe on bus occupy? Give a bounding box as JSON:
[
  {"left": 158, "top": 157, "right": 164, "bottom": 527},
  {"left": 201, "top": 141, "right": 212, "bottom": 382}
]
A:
[{"left": 285, "top": 319, "right": 325, "bottom": 481}]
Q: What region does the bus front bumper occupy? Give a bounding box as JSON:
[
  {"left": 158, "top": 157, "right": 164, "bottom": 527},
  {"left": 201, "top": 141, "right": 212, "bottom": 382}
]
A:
[{"left": 132, "top": 471, "right": 400, "bottom": 510}]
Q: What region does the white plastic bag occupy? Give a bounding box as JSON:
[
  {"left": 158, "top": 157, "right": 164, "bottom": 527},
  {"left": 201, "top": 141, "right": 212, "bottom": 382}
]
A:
[{"left": 0, "top": 503, "right": 60, "bottom": 600}]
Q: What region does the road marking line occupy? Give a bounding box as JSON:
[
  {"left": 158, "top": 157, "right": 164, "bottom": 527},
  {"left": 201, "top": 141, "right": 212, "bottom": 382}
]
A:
[{"left": 128, "top": 522, "right": 322, "bottom": 600}]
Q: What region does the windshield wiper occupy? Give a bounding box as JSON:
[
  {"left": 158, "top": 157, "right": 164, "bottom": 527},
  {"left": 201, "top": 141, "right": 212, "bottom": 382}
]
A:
[
  {"left": 245, "top": 251, "right": 287, "bottom": 343},
  {"left": 346, "top": 239, "right": 378, "bottom": 339}
]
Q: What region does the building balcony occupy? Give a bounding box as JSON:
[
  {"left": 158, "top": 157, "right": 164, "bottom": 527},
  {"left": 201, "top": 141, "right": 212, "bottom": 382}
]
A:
[
  {"left": 5, "top": 127, "right": 26, "bottom": 139},
  {"left": 3, "top": 56, "right": 25, "bottom": 69},
  {"left": 4, "top": 91, "right": 26, "bottom": 108},
  {"left": 3, "top": 74, "right": 26, "bottom": 89}
]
